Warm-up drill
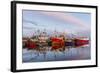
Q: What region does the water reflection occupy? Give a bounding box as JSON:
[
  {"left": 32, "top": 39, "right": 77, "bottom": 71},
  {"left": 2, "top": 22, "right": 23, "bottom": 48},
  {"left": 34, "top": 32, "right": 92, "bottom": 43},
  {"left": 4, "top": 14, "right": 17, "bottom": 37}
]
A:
[
  {"left": 22, "top": 45, "right": 90, "bottom": 62},
  {"left": 22, "top": 34, "right": 90, "bottom": 62}
]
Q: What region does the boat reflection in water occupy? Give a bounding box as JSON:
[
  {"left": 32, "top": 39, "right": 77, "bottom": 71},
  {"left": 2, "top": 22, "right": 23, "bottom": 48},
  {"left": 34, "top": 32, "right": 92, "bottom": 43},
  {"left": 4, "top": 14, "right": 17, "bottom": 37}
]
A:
[{"left": 22, "top": 35, "right": 90, "bottom": 62}]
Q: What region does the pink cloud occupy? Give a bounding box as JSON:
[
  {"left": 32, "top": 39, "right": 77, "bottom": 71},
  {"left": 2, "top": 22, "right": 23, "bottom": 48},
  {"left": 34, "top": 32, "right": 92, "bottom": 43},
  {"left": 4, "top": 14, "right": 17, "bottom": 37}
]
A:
[{"left": 39, "top": 11, "right": 90, "bottom": 29}]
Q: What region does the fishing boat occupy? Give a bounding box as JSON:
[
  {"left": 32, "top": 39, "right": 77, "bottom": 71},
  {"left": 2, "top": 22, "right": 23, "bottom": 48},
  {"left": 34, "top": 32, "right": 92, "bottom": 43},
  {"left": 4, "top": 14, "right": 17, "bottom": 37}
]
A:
[
  {"left": 74, "top": 37, "right": 89, "bottom": 47},
  {"left": 65, "top": 37, "right": 89, "bottom": 47},
  {"left": 65, "top": 39, "right": 74, "bottom": 47},
  {"left": 25, "top": 39, "right": 37, "bottom": 50},
  {"left": 51, "top": 37, "right": 65, "bottom": 51}
]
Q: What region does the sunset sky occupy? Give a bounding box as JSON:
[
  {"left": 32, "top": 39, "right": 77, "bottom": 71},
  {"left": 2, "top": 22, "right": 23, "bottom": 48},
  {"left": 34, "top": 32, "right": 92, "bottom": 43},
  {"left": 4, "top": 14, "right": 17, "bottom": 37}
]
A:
[{"left": 22, "top": 10, "right": 91, "bottom": 37}]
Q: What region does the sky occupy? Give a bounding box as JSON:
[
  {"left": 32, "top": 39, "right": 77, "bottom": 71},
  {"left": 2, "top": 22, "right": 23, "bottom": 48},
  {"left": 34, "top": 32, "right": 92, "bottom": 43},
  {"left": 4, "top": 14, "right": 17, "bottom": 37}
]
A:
[{"left": 22, "top": 10, "right": 91, "bottom": 37}]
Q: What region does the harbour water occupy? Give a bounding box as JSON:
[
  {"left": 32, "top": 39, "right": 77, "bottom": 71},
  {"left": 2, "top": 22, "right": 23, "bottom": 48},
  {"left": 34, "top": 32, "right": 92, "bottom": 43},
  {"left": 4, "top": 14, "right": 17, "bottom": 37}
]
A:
[{"left": 22, "top": 45, "right": 90, "bottom": 63}]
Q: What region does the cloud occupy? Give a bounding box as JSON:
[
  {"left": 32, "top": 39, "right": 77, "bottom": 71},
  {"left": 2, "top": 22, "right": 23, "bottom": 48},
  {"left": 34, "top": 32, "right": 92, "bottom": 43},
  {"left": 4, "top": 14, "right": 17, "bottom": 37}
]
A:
[{"left": 39, "top": 11, "right": 90, "bottom": 29}]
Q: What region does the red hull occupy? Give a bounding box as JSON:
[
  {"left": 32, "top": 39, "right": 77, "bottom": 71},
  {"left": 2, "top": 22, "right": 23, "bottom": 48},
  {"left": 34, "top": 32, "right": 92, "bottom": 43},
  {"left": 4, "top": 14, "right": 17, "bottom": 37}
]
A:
[
  {"left": 26, "top": 40, "right": 37, "bottom": 49},
  {"left": 51, "top": 37, "right": 65, "bottom": 50},
  {"left": 74, "top": 39, "right": 89, "bottom": 47}
]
